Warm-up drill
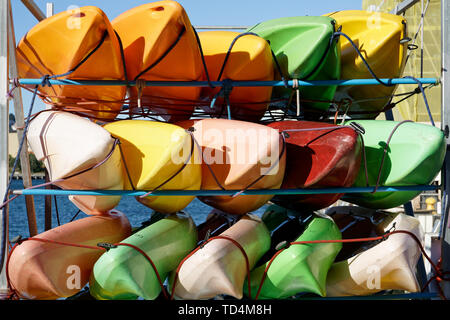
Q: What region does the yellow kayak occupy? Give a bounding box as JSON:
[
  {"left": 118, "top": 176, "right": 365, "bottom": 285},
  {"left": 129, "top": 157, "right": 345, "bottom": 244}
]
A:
[
  {"left": 326, "top": 10, "right": 408, "bottom": 118},
  {"left": 16, "top": 6, "right": 126, "bottom": 121},
  {"left": 103, "top": 120, "right": 201, "bottom": 214},
  {"left": 112, "top": 1, "right": 203, "bottom": 122},
  {"left": 198, "top": 31, "right": 274, "bottom": 122}
]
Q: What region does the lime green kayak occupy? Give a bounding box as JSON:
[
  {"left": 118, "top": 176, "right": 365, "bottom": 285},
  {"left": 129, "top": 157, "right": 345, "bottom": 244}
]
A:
[
  {"left": 344, "top": 120, "right": 445, "bottom": 209},
  {"left": 245, "top": 212, "right": 342, "bottom": 299},
  {"left": 89, "top": 212, "right": 197, "bottom": 300},
  {"left": 246, "top": 16, "right": 340, "bottom": 116}
]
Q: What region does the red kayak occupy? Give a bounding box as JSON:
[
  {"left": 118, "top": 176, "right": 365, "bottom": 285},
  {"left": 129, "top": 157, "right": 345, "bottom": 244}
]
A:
[{"left": 267, "top": 121, "right": 362, "bottom": 210}]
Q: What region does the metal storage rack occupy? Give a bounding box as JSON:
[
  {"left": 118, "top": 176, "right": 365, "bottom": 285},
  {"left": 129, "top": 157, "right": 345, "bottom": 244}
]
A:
[{"left": 0, "top": 0, "right": 449, "bottom": 300}]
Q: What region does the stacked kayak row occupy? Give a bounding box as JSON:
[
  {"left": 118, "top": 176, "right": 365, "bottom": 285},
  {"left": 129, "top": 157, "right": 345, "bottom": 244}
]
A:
[
  {"left": 26, "top": 111, "right": 445, "bottom": 215},
  {"left": 17, "top": 1, "right": 409, "bottom": 121},
  {"left": 7, "top": 205, "right": 424, "bottom": 300},
  {"left": 10, "top": 0, "right": 444, "bottom": 302}
]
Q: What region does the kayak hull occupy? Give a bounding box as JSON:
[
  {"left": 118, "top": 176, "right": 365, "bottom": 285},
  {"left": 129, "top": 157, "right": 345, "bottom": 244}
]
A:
[
  {"left": 112, "top": 0, "right": 203, "bottom": 122},
  {"left": 177, "top": 119, "right": 286, "bottom": 215},
  {"left": 16, "top": 6, "right": 126, "bottom": 121},
  {"left": 89, "top": 212, "right": 197, "bottom": 300},
  {"left": 246, "top": 213, "right": 342, "bottom": 299},
  {"left": 326, "top": 10, "right": 407, "bottom": 118},
  {"left": 8, "top": 210, "right": 131, "bottom": 300},
  {"left": 247, "top": 16, "right": 341, "bottom": 117},
  {"left": 27, "top": 111, "right": 124, "bottom": 215},
  {"left": 344, "top": 120, "right": 445, "bottom": 209},
  {"left": 103, "top": 120, "right": 202, "bottom": 214},
  {"left": 198, "top": 31, "right": 274, "bottom": 122},
  {"left": 267, "top": 121, "right": 362, "bottom": 210},
  {"left": 169, "top": 214, "right": 270, "bottom": 299},
  {"left": 326, "top": 213, "right": 424, "bottom": 296}
]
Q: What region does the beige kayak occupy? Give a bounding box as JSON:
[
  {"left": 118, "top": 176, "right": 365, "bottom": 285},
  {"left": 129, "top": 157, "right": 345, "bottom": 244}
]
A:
[
  {"left": 177, "top": 119, "right": 286, "bottom": 215},
  {"left": 26, "top": 111, "right": 124, "bottom": 214},
  {"left": 326, "top": 213, "right": 424, "bottom": 296},
  {"left": 168, "top": 214, "right": 270, "bottom": 299},
  {"left": 8, "top": 210, "right": 131, "bottom": 300}
]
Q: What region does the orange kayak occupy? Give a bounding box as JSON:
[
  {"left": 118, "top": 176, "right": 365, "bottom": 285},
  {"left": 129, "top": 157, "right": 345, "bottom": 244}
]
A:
[
  {"left": 16, "top": 6, "right": 126, "bottom": 121},
  {"left": 7, "top": 210, "right": 131, "bottom": 300},
  {"left": 198, "top": 31, "right": 274, "bottom": 121},
  {"left": 112, "top": 1, "right": 203, "bottom": 122},
  {"left": 177, "top": 119, "right": 286, "bottom": 215}
]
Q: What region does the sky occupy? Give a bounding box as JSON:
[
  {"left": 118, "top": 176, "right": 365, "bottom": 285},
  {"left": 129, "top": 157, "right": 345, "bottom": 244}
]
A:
[{"left": 9, "top": 0, "right": 363, "bottom": 115}]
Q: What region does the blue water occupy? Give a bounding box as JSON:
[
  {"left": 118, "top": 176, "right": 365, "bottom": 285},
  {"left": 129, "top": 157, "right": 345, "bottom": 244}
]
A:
[{"left": 7, "top": 179, "right": 267, "bottom": 239}]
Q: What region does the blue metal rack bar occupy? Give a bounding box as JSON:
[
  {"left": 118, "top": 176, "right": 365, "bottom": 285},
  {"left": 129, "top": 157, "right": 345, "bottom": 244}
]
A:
[
  {"left": 12, "top": 185, "right": 438, "bottom": 197},
  {"left": 16, "top": 77, "right": 439, "bottom": 87}
]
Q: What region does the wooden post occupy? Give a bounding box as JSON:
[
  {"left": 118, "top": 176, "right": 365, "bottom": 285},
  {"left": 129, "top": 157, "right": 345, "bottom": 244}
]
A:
[
  {"left": 20, "top": 0, "right": 45, "bottom": 21},
  {"left": 0, "top": 0, "right": 9, "bottom": 295},
  {"left": 43, "top": 2, "right": 53, "bottom": 231},
  {"left": 7, "top": 0, "right": 37, "bottom": 237},
  {"left": 44, "top": 169, "right": 52, "bottom": 231}
]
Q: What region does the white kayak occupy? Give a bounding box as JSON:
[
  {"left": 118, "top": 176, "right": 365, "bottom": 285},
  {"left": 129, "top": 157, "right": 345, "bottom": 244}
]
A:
[
  {"left": 26, "top": 111, "right": 124, "bottom": 214},
  {"left": 326, "top": 213, "right": 425, "bottom": 296}
]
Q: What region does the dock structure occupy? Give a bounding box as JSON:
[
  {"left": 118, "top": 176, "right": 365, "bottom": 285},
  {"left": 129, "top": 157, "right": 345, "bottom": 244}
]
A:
[
  {"left": 0, "top": 0, "right": 450, "bottom": 301},
  {"left": 440, "top": 0, "right": 450, "bottom": 297}
]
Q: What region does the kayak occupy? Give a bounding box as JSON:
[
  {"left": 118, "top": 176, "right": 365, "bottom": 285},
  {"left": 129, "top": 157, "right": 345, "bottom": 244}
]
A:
[
  {"left": 326, "top": 213, "right": 424, "bottom": 296},
  {"left": 8, "top": 210, "right": 131, "bottom": 300},
  {"left": 326, "top": 10, "right": 408, "bottom": 119},
  {"left": 176, "top": 118, "right": 286, "bottom": 215},
  {"left": 198, "top": 31, "right": 274, "bottom": 121},
  {"left": 247, "top": 16, "right": 340, "bottom": 117},
  {"left": 112, "top": 1, "right": 203, "bottom": 122},
  {"left": 168, "top": 214, "right": 270, "bottom": 299},
  {"left": 245, "top": 212, "right": 342, "bottom": 299},
  {"left": 103, "top": 120, "right": 201, "bottom": 214},
  {"left": 16, "top": 6, "right": 126, "bottom": 121},
  {"left": 326, "top": 205, "right": 397, "bottom": 261},
  {"left": 267, "top": 121, "right": 362, "bottom": 210},
  {"left": 343, "top": 120, "right": 446, "bottom": 209},
  {"left": 27, "top": 111, "right": 124, "bottom": 215},
  {"left": 89, "top": 212, "right": 197, "bottom": 300}
]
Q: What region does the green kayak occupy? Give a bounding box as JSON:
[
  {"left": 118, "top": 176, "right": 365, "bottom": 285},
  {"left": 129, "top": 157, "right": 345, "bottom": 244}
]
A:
[
  {"left": 344, "top": 120, "right": 446, "bottom": 209},
  {"left": 246, "top": 16, "right": 340, "bottom": 117},
  {"left": 89, "top": 212, "right": 197, "bottom": 300},
  {"left": 245, "top": 212, "right": 342, "bottom": 299}
]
